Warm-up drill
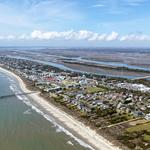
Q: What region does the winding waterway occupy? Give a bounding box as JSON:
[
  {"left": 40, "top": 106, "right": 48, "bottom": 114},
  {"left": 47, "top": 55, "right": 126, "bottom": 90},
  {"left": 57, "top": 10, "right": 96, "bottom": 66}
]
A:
[{"left": 7, "top": 55, "right": 150, "bottom": 80}]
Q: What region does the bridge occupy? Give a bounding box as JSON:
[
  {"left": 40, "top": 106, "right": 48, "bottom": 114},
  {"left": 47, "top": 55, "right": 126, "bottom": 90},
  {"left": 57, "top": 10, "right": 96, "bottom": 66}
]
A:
[
  {"left": 0, "top": 91, "right": 37, "bottom": 99},
  {"left": 132, "top": 76, "right": 150, "bottom": 81}
]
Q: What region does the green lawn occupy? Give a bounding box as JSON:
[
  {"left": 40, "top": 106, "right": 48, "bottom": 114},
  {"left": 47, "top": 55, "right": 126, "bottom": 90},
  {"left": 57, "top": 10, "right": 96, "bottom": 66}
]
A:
[
  {"left": 127, "top": 122, "right": 150, "bottom": 132},
  {"left": 143, "top": 134, "right": 150, "bottom": 141},
  {"left": 86, "top": 86, "right": 108, "bottom": 94}
]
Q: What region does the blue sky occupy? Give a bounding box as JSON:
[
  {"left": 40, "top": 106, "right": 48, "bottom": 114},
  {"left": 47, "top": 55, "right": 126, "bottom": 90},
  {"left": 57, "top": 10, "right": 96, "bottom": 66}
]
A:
[{"left": 0, "top": 0, "right": 150, "bottom": 47}]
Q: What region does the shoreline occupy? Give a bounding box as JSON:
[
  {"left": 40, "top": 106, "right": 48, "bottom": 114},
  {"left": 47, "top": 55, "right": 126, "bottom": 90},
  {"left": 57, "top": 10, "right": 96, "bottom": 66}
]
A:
[{"left": 0, "top": 67, "right": 122, "bottom": 150}]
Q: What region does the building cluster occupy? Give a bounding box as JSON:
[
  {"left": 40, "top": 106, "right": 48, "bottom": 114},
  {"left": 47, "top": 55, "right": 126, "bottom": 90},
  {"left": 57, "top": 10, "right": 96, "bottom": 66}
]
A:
[
  {"left": 1, "top": 56, "right": 150, "bottom": 122},
  {"left": 117, "top": 83, "right": 150, "bottom": 93}
]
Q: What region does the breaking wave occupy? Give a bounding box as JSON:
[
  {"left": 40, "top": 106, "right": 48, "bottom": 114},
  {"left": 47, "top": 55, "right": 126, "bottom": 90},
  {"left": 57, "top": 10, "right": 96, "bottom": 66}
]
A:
[{"left": 23, "top": 109, "right": 32, "bottom": 115}]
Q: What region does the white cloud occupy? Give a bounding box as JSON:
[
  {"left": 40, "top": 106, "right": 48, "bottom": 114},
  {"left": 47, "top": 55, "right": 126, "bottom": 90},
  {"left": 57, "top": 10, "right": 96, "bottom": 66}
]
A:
[
  {"left": 28, "top": 30, "right": 150, "bottom": 42},
  {"left": 19, "top": 34, "right": 30, "bottom": 40},
  {"left": 0, "top": 36, "right": 4, "bottom": 40},
  {"left": 120, "top": 34, "right": 150, "bottom": 41},
  {"left": 30, "top": 30, "right": 74, "bottom": 40},
  {"left": 0, "top": 0, "right": 84, "bottom": 34},
  {"left": 30, "top": 30, "right": 59, "bottom": 40},
  {"left": 92, "top": 0, "right": 148, "bottom": 15},
  {"left": 0, "top": 35, "right": 15, "bottom": 40},
  {"left": 106, "top": 31, "right": 119, "bottom": 41},
  {"left": 92, "top": 4, "right": 105, "bottom": 8},
  {"left": 29, "top": 30, "right": 119, "bottom": 41},
  {"left": 0, "top": 30, "right": 150, "bottom": 42},
  {"left": 74, "top": 30, "right": 93, "bottom": 40},
  {"left": 7, "top": 35, "right": 15, "bottom": 40}
]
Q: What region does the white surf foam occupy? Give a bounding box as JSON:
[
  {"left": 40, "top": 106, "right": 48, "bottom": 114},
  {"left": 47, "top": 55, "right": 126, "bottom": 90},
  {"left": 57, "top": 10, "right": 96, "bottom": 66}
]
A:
[
  {"left": 8, "top": 77, "right": 15, "bottom": 83},
  {"left": 67, "top": 141, "right": 74, "bottom": 146},
  {"left": 16, "top": 95, "right": 24, "bottom": 100},
  {"left": 23, "top": 109, "right": 32, "bottom": 115},
  {"left": 9, "top": 85, "right": 16, "bottom": 91},
  {"left": 56, "top": 128, "right": 62, "bottom": 133}
]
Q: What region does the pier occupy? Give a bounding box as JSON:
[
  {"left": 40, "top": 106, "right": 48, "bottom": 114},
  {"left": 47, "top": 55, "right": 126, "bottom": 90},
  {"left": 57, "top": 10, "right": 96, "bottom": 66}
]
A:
[{"left": 0, "top": 91, "right": 37, "bottom": 99}]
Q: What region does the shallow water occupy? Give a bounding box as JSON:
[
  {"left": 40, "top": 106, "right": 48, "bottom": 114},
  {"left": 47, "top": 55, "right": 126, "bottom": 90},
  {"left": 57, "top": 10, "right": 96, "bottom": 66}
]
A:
[
  {"left": 0, "top": 72, "right": 92, "bottom": 150},
  {"left": 7, "top": 55, "right": 150, "bottom": 79}
]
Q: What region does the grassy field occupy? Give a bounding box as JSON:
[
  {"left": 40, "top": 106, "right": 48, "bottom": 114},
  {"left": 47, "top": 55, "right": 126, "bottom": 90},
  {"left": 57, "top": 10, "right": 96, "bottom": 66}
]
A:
[
  {"left": 117, "top": 121, "right": 150, "bottom": 149},
  {"left": 127, "top": 122, "right": 150, "bottom": 132},
  {"left": 86, "top": 86, "right": 108, "bottom": 94},
  {"left": 62, "top": 80, "right": 75, "bottom": 85},
  {"left": 143, "top": 134, "right": 150, "bottom": 141}
]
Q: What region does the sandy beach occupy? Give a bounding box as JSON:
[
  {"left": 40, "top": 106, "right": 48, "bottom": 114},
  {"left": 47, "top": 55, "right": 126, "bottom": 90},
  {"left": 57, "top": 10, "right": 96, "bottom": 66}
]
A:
[{"left": 0, "top": 67, "right": 121, "bottom": 150}]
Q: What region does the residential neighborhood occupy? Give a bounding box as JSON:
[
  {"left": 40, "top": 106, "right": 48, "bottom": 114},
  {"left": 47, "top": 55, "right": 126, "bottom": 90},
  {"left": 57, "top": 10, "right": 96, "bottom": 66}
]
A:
[
  {"left": 1, "top": 56, "right": 150, "bottom": 149},
  {"left": 1, "top": 56, "right": 150, "bottom": 122}
]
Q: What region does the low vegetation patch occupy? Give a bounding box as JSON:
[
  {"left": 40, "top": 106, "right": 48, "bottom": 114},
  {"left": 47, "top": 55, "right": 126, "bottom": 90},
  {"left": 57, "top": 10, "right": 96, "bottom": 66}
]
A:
[
  {"left": 86, "top": 86, "right": 108, "bottom": 94},
  {"left": 118, "top": 122, "right": 150, "bottom": 149},
  {"left": 143, "top": 134, "right": 150, "bottom": 142},
  {"left": 127, "top": 122, "right": 150, "bottom": 133}
]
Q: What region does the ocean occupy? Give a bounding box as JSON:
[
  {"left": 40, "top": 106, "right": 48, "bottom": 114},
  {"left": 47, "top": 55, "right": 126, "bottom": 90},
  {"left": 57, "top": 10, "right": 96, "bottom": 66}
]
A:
[{"left": 0, "top": 71, "right": 92, "bottom": 150}]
